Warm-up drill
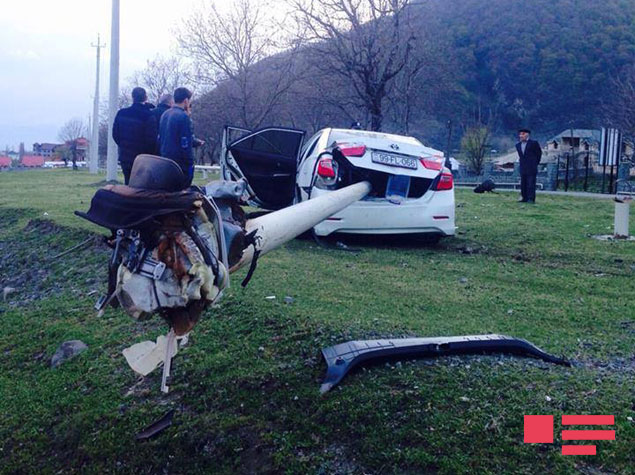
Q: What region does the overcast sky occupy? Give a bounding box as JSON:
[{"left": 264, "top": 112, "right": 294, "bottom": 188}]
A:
[{"left": 0, "top": 0, "right": 202, "bottom": 150}]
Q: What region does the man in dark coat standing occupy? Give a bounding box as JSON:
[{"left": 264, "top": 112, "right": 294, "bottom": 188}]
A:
[
  {"left": 515, "top": 128, "right": 542, "bottom": 203},
  {"left": 152, "top": 94, "right": 173, "bottom": 127},
  {"left": 112, "top": 87, "right": 158, "bottom": 184},
  {"left": 159, "top": 87, "right": 204, "bottom": 188}
]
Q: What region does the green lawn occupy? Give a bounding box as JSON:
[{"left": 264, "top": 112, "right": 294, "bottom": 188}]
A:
[{"left": 1, "top": 169, "right": 634, "bottom": 474}]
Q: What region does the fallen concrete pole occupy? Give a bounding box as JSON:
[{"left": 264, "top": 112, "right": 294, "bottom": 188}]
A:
[{"left": 231, "top": 181, "right": 372, "bottom": 272}]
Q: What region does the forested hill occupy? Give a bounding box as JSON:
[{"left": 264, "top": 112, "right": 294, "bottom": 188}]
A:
[
  {"left": 421, "top": 0, "right": 635, "bottom": 136},
  {"left": 193, "top": 0, "right": 635, "bottom": 153}
]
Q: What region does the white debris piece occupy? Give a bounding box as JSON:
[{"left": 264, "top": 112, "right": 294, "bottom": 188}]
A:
[
  {"left": 161, "top": 329, "right": 177, "bottom": 394},
  {"left": 3, "top": 287, "right": 16, "bottom": 302},
  {"left": 122, "top": 333, "right": 178, "bottom": 377}
]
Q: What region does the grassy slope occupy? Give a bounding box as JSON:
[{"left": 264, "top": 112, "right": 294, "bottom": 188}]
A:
[{"left": 0, "top": 169, "right": 633, "bottom": 474}]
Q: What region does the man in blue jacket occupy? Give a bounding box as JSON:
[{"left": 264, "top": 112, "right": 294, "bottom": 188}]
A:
[
  {"left": 112, "top": 87, "right": 158, "bottom": 184},
  {"left": 515, "top": 128, "right": 543, "bottom": 203},
  {"left": 159, "top": 87, "right": 202, "bottom": 188}
]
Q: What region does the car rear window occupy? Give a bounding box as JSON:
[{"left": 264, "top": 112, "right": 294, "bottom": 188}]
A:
[
  {"left": 300, "top": 132, "right": 321, "bottom": 159},
  {"left": 327, "top": 129, "right": 423, "bottom": 146}
]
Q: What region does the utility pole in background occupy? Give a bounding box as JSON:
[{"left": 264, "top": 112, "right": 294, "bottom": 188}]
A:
[
  {"left": 445, "top": 120, "right": 453, "bottom": 170},
  {"left": 106, "top": 0, "right": 120, "bottom": 182},
  {"left": 90, "top": 34, "right": 105, "bottom": 174},
  {"left": 565, "top": 127, "right": 574, "bottom": 191}
]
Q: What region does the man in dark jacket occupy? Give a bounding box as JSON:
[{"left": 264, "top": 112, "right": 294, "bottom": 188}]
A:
[
  {"left": 515, "top": 128, "right": 542, "bottom": 203},
  {"left": 152, "top": 94, "right": 173, "bottom": 128},
  {"left": 159, "top": 87, "right": 201, "bottom": 188},
  {"left": 112, "top": 87, "right": 158, "bottom": 184}
]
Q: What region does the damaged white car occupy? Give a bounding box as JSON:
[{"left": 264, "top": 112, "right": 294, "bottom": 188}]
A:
[{"left": 221, "top": 126, "right": 456, "bottom": 241}]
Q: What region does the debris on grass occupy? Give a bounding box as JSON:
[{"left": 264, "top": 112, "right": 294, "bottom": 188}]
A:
[
  {"left": 122, "top": 334, "right": 177, "bottom": 377},
  {"left": 135, "top": 409, "right": 175, "bottom": 441},
  {"left": 3, "top": 286, "right": 16, "bottom": 301},
  {"left": 485, "top": 417, "right": 503, "bottom": 433},
  {"left": 592, "top": 234, "right": 635, "bottom": 241}
]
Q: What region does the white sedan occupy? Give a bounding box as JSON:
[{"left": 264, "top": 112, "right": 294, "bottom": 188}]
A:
[{"left": 220, "top": 126, "right": 456, "bottom": 240}]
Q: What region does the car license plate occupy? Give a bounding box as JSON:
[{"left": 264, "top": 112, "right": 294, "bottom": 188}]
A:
[
  {"left": 371, "top": 152, "right": 418, "bottom": 170},
  {"left": 386, "top": 175, "right": 411, "bottom": 204}
]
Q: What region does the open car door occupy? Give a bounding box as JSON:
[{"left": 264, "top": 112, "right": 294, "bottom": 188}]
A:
[{"left": 221, "top": 126, "right": 305, "bottom": 210}]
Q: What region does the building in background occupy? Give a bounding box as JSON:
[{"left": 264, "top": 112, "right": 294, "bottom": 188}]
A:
[
  {"left": 33, "top": 142, "right": 64, "bottom": 158},
  {"left": 21, "top": 155, "right": 45, "bottom": 167},
  {"left": 543, "top": 129, "right": 633, "bottom": 172},
  {"left": 543, "top": 129, "right": 601, "bottom": 163}
]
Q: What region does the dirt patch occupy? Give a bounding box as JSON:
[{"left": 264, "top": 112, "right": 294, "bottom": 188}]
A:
[
  {"left": 317, "top": 443, "right": 360, "bottom": 474},
  {"left": 23, "top": 218, "right": 66, "bottom": 235},
  {"left": 235, "top": 427, "right": 274, "bottom": 475},
  {"left": 0, "top": 212, "right": 109, "bottom": 306},
  {"left": 576, "top": 356, "right": 635, "bottom": 374}
]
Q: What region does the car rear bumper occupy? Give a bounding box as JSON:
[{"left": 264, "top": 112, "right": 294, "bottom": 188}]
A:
[{"left": 311, "top": 187, "right": 456, "bottom": 236}]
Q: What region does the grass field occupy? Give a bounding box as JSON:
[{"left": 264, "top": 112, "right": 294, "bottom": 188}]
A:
[{"left": 1, "top": 169, "right": 634, "bottom": 474}]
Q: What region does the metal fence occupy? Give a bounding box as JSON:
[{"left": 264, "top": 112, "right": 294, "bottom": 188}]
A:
[{"left": 455, "top": 160, "right": 633, "bottom": 194}]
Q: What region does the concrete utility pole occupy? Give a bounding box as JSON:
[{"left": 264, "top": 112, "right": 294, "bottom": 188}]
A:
[
  {"left": 106, "top": 0, "right": 120, "bottom": 182},
  {"left": 445, "top": 120, "right": 453, "bottom": 170},
  {"left": 90, "top": 34, "right": 106, "bottom": 174}
]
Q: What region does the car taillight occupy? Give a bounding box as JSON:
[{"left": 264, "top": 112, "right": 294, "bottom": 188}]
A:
[
  {"left": 315, "top": 154, "right": 339, "bottom": 190},
  {"left": 317, "top": 157, "right": 336, "bottom": 178},
  {"left": 420, "top": 157, "right": 443, "bottom": 170},
  {"left": 338, "top": 143, "right": 366, "bottom": 157},
  {"left": 434, "top": 172, "right": 454, "bottom": 191}
]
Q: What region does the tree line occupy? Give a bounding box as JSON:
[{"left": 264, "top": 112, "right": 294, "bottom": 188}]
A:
[{"left": 83, "top": 0, "right": 635, "bottom": 172}]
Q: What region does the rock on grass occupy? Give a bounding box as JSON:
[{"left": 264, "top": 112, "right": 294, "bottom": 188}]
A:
[{"left": 51, "top": 340, "right": 88, "bottom": 368}]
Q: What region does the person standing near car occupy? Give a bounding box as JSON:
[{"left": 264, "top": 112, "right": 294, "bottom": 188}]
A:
[
  {"left": 159, "top": 87, "right": 204, "bottom": 188},
  {"left": 152, "top": 94, "right": 173, "bottom": 129},
  {"left": 515, "top": 128, "right": 542, "bottom": 203},
  {"left": 112, "top": 87, "right": 158, "bottom": 184}
]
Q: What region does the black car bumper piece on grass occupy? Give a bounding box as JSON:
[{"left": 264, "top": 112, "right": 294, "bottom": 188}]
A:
[{"left": 320, "top": 334, "right": 570, "bottom": 393}]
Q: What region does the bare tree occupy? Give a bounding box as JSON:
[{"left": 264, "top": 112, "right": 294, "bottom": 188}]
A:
[
  {"left": 58, "top": 118, "right": 86, "bottom": 143},
  {"left": 282, "top": 62, "right": 365, "bottom": 131},
  {"left": 385, "top": 35, "right": 457, "bottom": 136},
  {"left": 461, "top": 125, "right": 491, "bottom": 174},
  {"left": 604, "top": 65, "right": 635, "bottom": 140},
  {"left": 58, "top": 118, "right": 87, "bottom": 170},
  {"left": 177, "top": 0, "right": 301, "bottom": 129},
  {"left": 129, "top": 55, "right": 191, "bottom": 105},
  {"left": 290, "top": 0, "right": 421, "bottom": 131}
]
